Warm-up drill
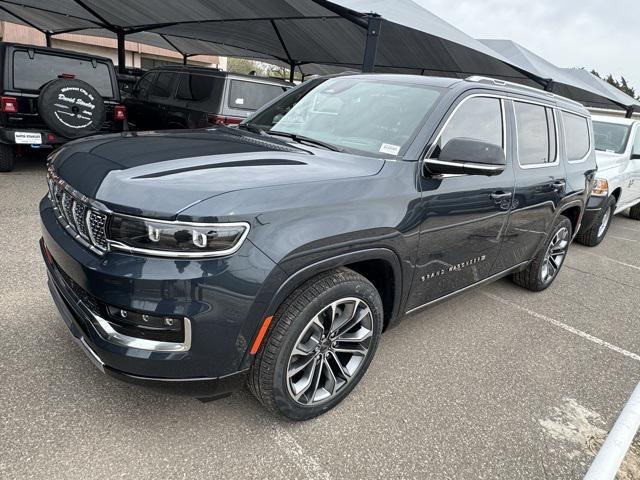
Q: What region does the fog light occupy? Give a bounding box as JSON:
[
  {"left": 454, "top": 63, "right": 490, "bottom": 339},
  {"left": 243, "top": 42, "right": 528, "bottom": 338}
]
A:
[{"left": 106, "top": 306, "right": 182, "bottom": 332}]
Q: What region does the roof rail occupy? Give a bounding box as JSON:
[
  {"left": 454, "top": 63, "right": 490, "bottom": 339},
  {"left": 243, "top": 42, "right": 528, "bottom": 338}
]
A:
[{"left": 465, "top": 75, "right": 585, "bottom": 109}]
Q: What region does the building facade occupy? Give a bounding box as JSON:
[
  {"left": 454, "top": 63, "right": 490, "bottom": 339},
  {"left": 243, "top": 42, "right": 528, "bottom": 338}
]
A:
[{"left": 0, "top": 22, "right": 226, "bottom": 70}]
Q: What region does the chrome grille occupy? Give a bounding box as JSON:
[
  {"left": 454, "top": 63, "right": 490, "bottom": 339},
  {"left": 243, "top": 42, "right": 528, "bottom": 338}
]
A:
[{"left": 47, "top": 169, "right": 109, "bottom": 254}]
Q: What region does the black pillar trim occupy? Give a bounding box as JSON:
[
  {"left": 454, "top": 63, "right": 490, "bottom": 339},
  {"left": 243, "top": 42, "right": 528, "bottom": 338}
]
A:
[{"left": 362, "top": 15, "right": 382, "bottom": 73}]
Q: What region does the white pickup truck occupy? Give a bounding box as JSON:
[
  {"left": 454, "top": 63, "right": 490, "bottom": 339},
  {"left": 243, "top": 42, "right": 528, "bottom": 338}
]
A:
[{"left": 576, "top": 115, "right": 640, "bottom": 246}]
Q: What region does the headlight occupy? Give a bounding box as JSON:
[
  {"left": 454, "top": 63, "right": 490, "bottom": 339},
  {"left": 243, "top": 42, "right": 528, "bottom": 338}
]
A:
[
  {"left": 591, "top": 178, "right": 609, "bottom": 196},
  {"left": 108, "top": 215, "right": 250, "bottom": 258}
]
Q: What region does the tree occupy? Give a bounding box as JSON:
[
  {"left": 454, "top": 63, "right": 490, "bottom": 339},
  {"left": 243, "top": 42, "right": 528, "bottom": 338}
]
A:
[
  {"left": 226, "top": 57, "right": 301, "bottom": 82},
  {"left": 591, "top": 70, "right": 638, "bottom": 99}
]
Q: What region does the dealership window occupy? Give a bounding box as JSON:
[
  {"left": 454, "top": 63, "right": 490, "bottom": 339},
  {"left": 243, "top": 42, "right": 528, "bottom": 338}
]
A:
[
  {"left": 228, "top": 80, "right": 289, "bottom": 111},
  {"left": 562, "top": 111, "right": 591, "bottom": 160},
  {"left": 12, "top": 50, "right": 114, "bottom": 97},
  {"left": 514, "top": 102, "right": 557, "bottom": 166},
  {"left": 149, "top": 72, "right": 176, "bottom": 98},
  {"left": 433, "top": 96, "right": 503, "bottom": 157},
  {"left": 176, "top": 73, "right": 224, "bottom": 102}
]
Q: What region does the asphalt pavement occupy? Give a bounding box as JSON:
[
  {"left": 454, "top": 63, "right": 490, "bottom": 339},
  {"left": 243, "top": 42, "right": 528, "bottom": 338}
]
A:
[{"left": 1, "top": 156, "right": 639, "bottom": 479}]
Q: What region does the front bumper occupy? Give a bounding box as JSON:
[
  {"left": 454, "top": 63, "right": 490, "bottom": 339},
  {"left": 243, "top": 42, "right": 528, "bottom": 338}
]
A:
[
  {"left": 40, "top": 195, "right": 279, "bottom": 392},
  {"left": 580, "top": 194, "right": 608, "bottom": 232}
]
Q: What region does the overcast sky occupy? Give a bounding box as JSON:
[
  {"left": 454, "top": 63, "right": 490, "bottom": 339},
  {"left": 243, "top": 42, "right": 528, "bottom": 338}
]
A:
[{"left": 415, "top": 0, "right": 640, "bottom": 90}]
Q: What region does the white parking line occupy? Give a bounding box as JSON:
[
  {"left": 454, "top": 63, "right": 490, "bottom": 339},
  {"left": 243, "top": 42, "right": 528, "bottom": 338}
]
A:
[
  {"left": 619, "top": 226, "right": 640, "bottom": 233},
  {"left": 584, "top": 381, "right": 640, "bottom": 480},
  {"left": 483, "top": 293, "right": 640, "bottom": 362},
  {"left": 578, "top": 251, "right": 640, "bottom": 272},
  {"left": 273, "top": 426, "right": 333, "bottom": 480}
]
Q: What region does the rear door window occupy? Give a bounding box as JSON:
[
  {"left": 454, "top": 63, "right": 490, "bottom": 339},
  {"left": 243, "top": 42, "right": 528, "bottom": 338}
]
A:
[
  {"left": 149, "top": 72, "right": 176, "bottom": 98},
  {"left": 514, "top": 102, "right": 557, "bottom": 166},
  {"left": 562, "top": 112, "right": 591, "bottom": 161},
  {"left": 12, "top": 50, "right": 114, "bottom": 97},
  {"left": 176, "top": 73, "right": 224, "bottom": 102},
  {"left": 228, "top": 80, "right": 289, "bottom": 111}
]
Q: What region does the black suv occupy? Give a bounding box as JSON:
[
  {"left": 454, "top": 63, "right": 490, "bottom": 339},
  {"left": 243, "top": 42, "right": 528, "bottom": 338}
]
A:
[
  {"left": 124, "top": 65, "right": 292, "bottom": 130},
  {"left": 0, "top": 43, "right": 127, "bottom": 172},
  {"left": 40, "top": 74, "right": 596, "bottom": 420}
]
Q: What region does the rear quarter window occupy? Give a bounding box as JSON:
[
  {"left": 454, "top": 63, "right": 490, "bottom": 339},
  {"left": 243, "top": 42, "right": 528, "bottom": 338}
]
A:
[
  {"left": 12, "top": 50, "right": 114, "bottom": 97},
  {"left": 227, "top": 80, "right": 289, "bottom": 111},
  {"left": 562, "top": 112, "right": 591, "bottom": 161}
]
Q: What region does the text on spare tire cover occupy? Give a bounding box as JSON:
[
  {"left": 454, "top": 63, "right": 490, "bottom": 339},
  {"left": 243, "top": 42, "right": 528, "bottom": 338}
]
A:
[{"left": 54, "top": 86, "right": 97, "bottom": 129}]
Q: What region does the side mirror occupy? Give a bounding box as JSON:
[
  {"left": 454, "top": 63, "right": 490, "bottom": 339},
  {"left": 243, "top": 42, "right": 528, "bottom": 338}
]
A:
[
  {"left": 631, "top": 153, "right": 640, "bottom": 160},
  {"left": 425, "top": 138, "right": 506, "bottom": 176}
]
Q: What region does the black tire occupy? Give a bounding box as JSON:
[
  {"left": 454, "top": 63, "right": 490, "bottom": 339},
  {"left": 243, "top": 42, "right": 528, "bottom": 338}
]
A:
[
  {"left": 630, "top": 203, "right": 640, "bottom": 220},
  {"left": 38, "top": 78, "right": 106, "bottom": 139},
  {"left": 575, "top": 196, "right": 616, "bottom": 247},
  {"left": 512, "top": 216, "right": 573, "bottom": 292},
  {"left": 248, "top": 267, "right": 383, "bottom": 420},
  {"left": 0, "top": 143, "right": 15, "bottom": 172}
]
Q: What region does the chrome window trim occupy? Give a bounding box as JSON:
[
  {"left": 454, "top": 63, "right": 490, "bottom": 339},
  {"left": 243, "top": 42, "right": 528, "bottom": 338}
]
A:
[
  {"left": 513, "top": 101, "right": 561, "bottom": 169},
  {"left": 561, "top": 110, "right": 593, "bottom": 164}
]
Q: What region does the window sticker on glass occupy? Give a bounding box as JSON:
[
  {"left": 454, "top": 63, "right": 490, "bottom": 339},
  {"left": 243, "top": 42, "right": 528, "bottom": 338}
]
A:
[
  {"left": 379, "top": 143, "right": 401, "bottom": 155},
  {"left": 235, "top": 98, "right": 245, "bottom": 105}
]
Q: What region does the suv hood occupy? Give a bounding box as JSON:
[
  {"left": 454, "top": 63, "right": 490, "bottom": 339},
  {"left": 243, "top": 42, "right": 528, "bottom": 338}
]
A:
[
  {"left": 595, "top": 150, "right": 631, "bottom": 172},
  {"left": 52, "top": 128, "right": 385, "bottom": 219}
]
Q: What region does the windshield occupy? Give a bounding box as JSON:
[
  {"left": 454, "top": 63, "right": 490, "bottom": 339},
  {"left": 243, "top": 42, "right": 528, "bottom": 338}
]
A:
[
  {"left": 593, "top": 121, "right": 632, "bottom": 154},
  {"left": 246, "top": 77, "right": 444, "bottom": 157}
]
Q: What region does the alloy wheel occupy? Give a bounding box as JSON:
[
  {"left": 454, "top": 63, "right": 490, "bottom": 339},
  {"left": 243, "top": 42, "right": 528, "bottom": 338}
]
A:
[
  {"left": 286, "top": 297, "right": 374, "bottom": 405},
  {"left": 541, "top": 227, "right": 570, "bottom": 283},
  {"left": 597, "top": 206, "right": 613, "bottom": 238}
]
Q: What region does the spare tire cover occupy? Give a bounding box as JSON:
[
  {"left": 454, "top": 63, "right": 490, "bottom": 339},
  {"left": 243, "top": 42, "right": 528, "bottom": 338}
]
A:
[{"left": 38, "top": 78, "right": 106, "bottom": 139}]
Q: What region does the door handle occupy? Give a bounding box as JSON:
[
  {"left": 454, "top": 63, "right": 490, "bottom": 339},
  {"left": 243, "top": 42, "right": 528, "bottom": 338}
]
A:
[
  {"left": 552, "top": 181, "right": 566, "bottom": 191},
  {"left": 490, "top": 191, "right": 513, "bottom": 200}
]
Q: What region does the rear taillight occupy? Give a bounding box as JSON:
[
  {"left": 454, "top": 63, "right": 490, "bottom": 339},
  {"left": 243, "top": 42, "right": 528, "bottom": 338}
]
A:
[
  {"left": 59, "top": 73, "right": 76, "bottom": 79},
  {"left": 114, "top": 105, "right": 127, "bottom": 121},
  {"left": 207, "top": 114, "right": 243, "bottom": 126},
  {"left": 1, "top": 96, "right": 18, "bottom": 113}
]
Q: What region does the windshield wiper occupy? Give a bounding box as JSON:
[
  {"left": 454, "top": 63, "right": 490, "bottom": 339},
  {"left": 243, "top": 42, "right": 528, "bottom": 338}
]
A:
[
  {"left": 237, "top": 123, "right": 266, "bottom": 135},
  {"left": 268, "top": 131, "right": 343, "bottom": 152}
]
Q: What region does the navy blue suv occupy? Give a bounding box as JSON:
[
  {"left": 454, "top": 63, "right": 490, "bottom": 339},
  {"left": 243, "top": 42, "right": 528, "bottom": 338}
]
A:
[{"left": 40, "top": 74, "right": 596, "bottom": 420}]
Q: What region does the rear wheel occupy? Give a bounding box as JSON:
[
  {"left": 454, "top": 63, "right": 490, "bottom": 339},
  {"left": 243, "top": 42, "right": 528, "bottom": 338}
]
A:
[
  {"left": 575, "top": 196, "right": 616, "bottom": 247},
  {"left": 0, "top": 143, "right": 15, "bottom": 172},
  {"left": 512, "top": 216, "right": 572, "bottom": 291},
  {"left": 248, "top": 268, "right": 383, "bottom": 420},
  {"left": 629, "top": 203, "right": 640, "bottom": 220}
]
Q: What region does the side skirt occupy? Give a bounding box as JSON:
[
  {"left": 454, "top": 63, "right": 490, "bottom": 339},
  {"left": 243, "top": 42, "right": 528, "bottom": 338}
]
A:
[{"left": 404, "top": 261, "right": 530, "bottom": 316}]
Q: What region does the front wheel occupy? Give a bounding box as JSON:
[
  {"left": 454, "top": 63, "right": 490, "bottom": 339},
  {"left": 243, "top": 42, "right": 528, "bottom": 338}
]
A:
[
  {"left": 629, "top": 203, "right": 640, "bottom": 220},
  {"left": 512, "top": 216, "right": 572, "bottom": 292},
  {"left": 248, "top": 268, "right": 383, "bottom": 420},
  {"left": 575, "top": 196, "right": 615, "bottom": 247}
]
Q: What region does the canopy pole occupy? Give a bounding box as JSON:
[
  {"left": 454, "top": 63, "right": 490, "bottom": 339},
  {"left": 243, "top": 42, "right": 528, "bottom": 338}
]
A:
[
  {"left": 45, "top": 32, "right": 52, "bottom": 47},
  {"left": 183, "top": 54, "right": 189, "bottom": 65},
  {"left": 362, "top": 14, "right": 382, "bottom": 73},
  {"left": 544, "top": 79, "right": 554, "bottom": 92},
  {"left": 289, "top": 62, "right": 296, "bottom": 83},
  {"left": 626, "top": 107, "right": 635, "bottom": 119},
  {"left": 116, "top": 31, "right": 126, "bottom": 74}
]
